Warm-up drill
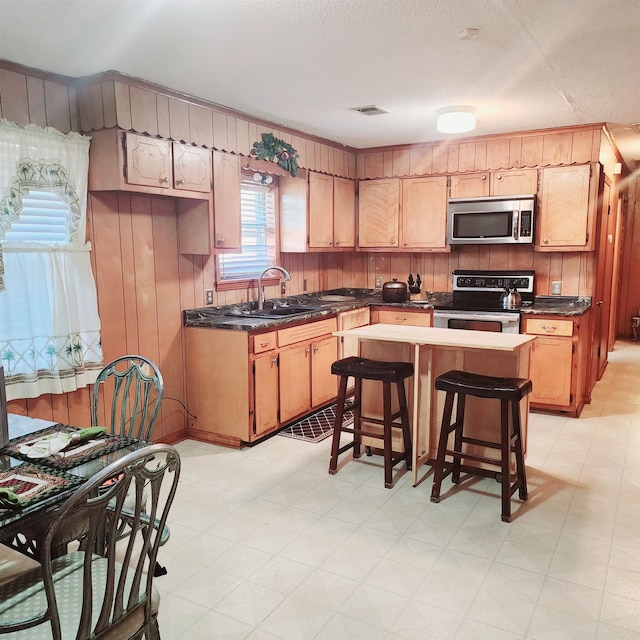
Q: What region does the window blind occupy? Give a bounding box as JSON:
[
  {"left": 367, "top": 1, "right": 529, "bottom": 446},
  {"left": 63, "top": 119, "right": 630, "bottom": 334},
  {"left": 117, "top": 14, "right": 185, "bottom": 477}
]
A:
[
  {"left": 3, "top": 189, "right": 70, "bottom": 244},
  {"left": 218, "top": 177, "right": 276, "bottom": 281}
]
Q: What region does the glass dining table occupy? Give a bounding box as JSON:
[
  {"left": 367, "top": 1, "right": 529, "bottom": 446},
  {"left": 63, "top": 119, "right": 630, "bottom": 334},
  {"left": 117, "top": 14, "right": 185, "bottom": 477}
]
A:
[{"left": 0, "top": 413, "right": 149, "bottom": 551}]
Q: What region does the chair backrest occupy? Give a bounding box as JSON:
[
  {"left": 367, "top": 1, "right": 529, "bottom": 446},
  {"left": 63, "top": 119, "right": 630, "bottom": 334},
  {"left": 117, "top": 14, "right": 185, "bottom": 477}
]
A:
[
  {"left": 35, "top": 444, "right": 180, "bottom": 639},
  {"left": 92, "top": 355, "right": 164, "bottom": 440}
]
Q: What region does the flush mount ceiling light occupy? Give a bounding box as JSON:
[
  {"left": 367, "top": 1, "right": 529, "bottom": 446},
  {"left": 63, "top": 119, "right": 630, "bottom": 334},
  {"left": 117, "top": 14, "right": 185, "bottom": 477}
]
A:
[{"left": 436, "top": 106, "right": 476, "bottom": 134}]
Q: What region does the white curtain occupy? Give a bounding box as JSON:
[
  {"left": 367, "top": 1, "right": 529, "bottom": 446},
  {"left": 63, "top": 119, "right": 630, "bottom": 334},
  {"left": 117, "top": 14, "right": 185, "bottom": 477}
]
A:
[{"left": 0, "top": 119, "right": 102, "bottom": 401}]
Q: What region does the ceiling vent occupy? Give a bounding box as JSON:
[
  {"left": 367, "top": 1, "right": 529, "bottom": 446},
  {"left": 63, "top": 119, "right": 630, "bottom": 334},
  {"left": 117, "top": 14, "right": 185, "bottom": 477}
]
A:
[{"left": 351, "top": 105, "right": 389, "bottom": 116}]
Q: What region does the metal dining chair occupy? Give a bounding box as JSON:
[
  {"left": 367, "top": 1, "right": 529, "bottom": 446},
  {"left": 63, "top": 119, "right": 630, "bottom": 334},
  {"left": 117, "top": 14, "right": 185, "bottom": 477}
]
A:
[{"left": 0, "top": 444, "right": 180, "bottom": 639}]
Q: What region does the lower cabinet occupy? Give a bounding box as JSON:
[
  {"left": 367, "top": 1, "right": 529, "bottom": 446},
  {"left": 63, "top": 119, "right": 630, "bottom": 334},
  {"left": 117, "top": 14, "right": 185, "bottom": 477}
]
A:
[
  {"left": 184, "top": 317, "right": 338, "bottom": 447},
  {"left": 523, "top": 313, "right": 590, "bottom": 417},
  {"left": 370, "top": 307, "right": 432, "bottom": 326}
]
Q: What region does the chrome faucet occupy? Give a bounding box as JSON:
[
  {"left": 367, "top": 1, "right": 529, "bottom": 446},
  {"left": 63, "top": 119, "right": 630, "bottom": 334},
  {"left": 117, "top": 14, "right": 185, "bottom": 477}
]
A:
[{"left": 257, "top": 266, "right": 291, "bottom": 309}]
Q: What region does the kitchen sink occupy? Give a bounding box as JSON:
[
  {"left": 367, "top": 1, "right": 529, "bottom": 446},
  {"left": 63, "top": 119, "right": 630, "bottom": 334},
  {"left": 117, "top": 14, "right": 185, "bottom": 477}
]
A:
[{"left": 228, "top": 305, "right": 320, "bottom": 319}]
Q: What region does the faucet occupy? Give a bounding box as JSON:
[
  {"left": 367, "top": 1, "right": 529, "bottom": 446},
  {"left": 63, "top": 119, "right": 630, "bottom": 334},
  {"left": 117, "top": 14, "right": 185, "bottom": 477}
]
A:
[{"left": 257, "top": 266, "right": 291, "bottom": 309}]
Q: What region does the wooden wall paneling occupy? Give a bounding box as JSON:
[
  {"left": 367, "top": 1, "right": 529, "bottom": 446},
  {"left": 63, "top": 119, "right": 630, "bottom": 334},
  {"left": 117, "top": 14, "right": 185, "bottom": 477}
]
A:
[
  {"left": 507, "top": 246, "right": 535, "bottom": 271},
  {"left": 129, "top": 196, "right": 160, "bottom": 365},
  {"left": 486, "top": 139, "right": 509, "bottom": 170},
  {"left": 383, "top": 151, "right": 394, "bottom": 177},
  {"left": 68, "top": 86, "right": 79, "bottom": 132},
  {"left": 417, "top": 254, "right": 434, "bottom": 292},
  {"left": 409, "top": 146, "right": 433, "bottom": 176},
  {"left": 320, "top": 253, "right": 337, "bottom": 290},
  {"left": 327, "top": 146, "right": 335, "bottom": 175},
  {"left": 303, "top": 253, "right": 320, "bottom": 293},
  {"left": 168, "top": 97, "right": 190, "bottom": 142},
  {"left": 212, "top": 111, "right": 228, "bottom": 151},
  {"left": 78, "top": 83, "right": 103, "bottom": 132},
  {"left": 433, "top": 253, "right": 451, "bottom": 291},
  {"left": 447, "top": 144, "right": 459, "bottom": 174},
  {"left": 236, "top": 119, "right": 251, "bottom": 156},
  {"left": 374, "top": 252, "right": 392, "bottom": 284},
  {"left": 189, "top": 103, "right": 214, "bottom": 148},
  {"left": 27, "top": 395, "right": 55, "bottom": 422},
  {"left": 150, "top": 196, "right": 185, "bottom": 441},
  {"left": 457, "top": 245, "right": 480, "bottom": 271},
  {"left": 476, "top": 246, "right": 491, "bottom": 270},
  {"left": 521, "top": 135, "right": 543, "bottom": 166},
  {"left": 542, "top": 132, "right": 572, "bottom": 165},
  {"left": 561, "top": 252, "right": 582, "bottom": 295},
  {"left": 226, "top": 115, "right": 237, "bottom": 153},
  {"left": 347, "top": 152, "right": 356, "bottom": 180},
  {"left": 177, "top": 253, "right": 198, "bottom": 312},
  {"left": 571, "top": 129, "right": 595, "bottom": 164},
  {"left": 509, "top": 137, "right": 523, "bottom": 167},
  {"left": 447, "top": 249, "right": 461, "bottom": 276},
  {"left": 100, "top": 81, "right": 117, "bottom": 129},
  {"left": 332, "top": 148, "right": 343, "bottom": 178},
  {"left": 51, "top": 392, "right": 72, "bottom": 426},
  {"left": 487, "top": 245, "right": 509, "bottom": 271},
  {"left": 533, "top": 250, "right": 551, "bottom": 294},
  {"left": 390, "top": 253, "right": 411, "bottom": 283},
  {"left": 457, "top": 143, "right": 475, "bottom": 172},
  {"left": 548, "top": 252, "right": 564, "bottom": 295},
  {"left": 392, "top": 149, "right": 410, "bottom": 177},
  {"left": 321, "top": 144, "right": 330, "bottom": 174},
  {"left": 6, "top": 398, "right": 27, "bottom": 416},
  {"left": 432, "top": 144, "right": 448, "bottom": 174},
  {"left": 129, "top": 86, "right": 158, "bottom": 136},
  {"left": 26, "top": 76, "right": 46, "bottom": 127},
  {"left": 66, "top": 387, "right": 92, "bottom": 428},
  {"left": 247, "top": 122, "right": 258, "bottom": 156},
  {"left": 291, "top": 134, "right": 306, "bottom": 170},
  {"left": 580, "top": 251, "right": 596, "bottom": 298},
  {"left": 44, "top": 81, "right": 73, "bottom": 133},
  {"left": 314, "top": 143, "right": 323, "bottom": 173},
  {"left": 114, "top": 82, "right": 132, "bottom": 131},
  {"left": 365, "top": 152, "right": 384, "bottom": 179},
  {"left": 304, "top": 139, "right": 316, "bottom": 171},
  {"left": 0, "top": 68, "right": 29, "bottom": 124},
  {"left": 156, "top": 94, "right": 170, "bottom": 139}
]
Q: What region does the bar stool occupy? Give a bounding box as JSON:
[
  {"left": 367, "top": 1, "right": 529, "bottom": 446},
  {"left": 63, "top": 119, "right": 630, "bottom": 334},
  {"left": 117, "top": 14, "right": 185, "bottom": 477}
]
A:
[
  {"left": 430, "top": 370, "right": 532, "bottom": 522},
  {"left": 328, "top": 356, "right": 413, "bottom": 488}
]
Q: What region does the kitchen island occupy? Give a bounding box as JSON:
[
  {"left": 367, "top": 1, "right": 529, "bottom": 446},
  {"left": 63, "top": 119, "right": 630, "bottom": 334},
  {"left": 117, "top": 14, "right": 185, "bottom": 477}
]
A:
[{"left": 333, "top": 324, "right": 536, "bottom": 486}]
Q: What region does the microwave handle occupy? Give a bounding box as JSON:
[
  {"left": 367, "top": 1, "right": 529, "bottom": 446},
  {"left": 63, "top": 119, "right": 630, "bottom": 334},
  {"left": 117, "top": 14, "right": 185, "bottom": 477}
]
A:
[{"left": 513, "top": 210, "right": 519, "bottom": 241}]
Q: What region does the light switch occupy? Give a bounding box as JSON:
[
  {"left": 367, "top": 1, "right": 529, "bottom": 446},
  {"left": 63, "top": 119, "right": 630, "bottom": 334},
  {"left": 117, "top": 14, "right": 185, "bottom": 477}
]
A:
[{"left": 551, "top": 281, "right": 562, "bottom": 295}]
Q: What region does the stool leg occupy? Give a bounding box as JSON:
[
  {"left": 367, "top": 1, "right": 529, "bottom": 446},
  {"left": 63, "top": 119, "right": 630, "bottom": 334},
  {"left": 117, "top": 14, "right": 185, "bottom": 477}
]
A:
[
  {"left": 383, "top": 381, "right": 394, "bottom": 489},
  {"left": 396, "top": 380, "right": 412, "bottom": 471},
  {"left": 431, "top": 391, "right": 455, "bottom": 503},
  {"left": 511, "top": 398, "right": 528, "bottom": 501},
  {"left": 353, "top": 378, "right": 363, "bottom": 459},
  {"left": 329, "top": 375, "right": 349, "bottom": 475},
  {"left": 451, "top": 393, "right": 466, "bottom": 484},
  {"left": 500, "top": 399, "right": 512, "bottom": 523}
]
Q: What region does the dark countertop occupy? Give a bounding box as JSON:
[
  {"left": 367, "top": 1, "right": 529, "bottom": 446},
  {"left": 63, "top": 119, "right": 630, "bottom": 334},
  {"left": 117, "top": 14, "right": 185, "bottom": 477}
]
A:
[{"left": 183, "top": 288, "right": 591, "bottom": 331}]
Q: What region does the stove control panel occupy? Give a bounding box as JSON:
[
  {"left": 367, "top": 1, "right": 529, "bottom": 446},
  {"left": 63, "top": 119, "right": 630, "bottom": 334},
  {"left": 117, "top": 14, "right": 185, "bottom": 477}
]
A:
[{"left": 453, "top": 271, "right": 535, "bottom": 293}]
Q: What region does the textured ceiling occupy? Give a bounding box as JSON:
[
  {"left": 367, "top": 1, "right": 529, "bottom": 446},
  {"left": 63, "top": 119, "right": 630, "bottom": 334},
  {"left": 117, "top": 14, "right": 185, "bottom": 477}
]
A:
[{"left": 2, "top": 0, "right": 639, "bottom": 170}]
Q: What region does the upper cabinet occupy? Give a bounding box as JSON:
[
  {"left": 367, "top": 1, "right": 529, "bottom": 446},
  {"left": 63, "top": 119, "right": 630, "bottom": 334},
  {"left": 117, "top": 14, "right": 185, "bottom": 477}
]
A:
[
  {"left": 449, "top": 168, "right": 538, "bottom": 199},
  {"left": 212, "top": 150, "right": 241, "bottom": 251},
  {"left": 280, "top": 171, "right": 356, "bottom": 252},
  {"left": 537, "top": 164, "right": 599, "bottom": 251},
  {"left": 89, "top": 130, "right": 212, "bottom": 198},
  {"left": 358, "top": 176, "right": 448, "bottom": 251},
  {"left": 358, "top": 178, "right": 400, "bottom": 248}
]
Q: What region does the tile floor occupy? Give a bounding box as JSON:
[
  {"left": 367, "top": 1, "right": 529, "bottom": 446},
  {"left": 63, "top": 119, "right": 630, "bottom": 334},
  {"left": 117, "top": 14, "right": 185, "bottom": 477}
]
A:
[{"left": 157, "top": 340, "right": 640, "bottom": 639}]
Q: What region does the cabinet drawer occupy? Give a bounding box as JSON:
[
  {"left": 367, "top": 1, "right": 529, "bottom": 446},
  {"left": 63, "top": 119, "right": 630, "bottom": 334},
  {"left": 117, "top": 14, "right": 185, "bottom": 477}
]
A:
[
  {"left": 339, "top": 307, "right": 370, "bottom": 331},
  {"left": 525, "top": 318, "right": 574, "bottom": 336},
  {"left": 376, "top": 310, "right": 432, "bottom": 327},
  {"left": 278, "top": 317, "right": 337, "bottom": 347},
  {"left": 252, "top": 331, "right": 277, "bottom": 354}
]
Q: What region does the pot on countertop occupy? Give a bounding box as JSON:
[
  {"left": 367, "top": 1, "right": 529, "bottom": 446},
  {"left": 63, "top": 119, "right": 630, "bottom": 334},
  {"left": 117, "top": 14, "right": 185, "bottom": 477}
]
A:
[{"left": 382, "top": 278, "right": 408, "bottom": 303}]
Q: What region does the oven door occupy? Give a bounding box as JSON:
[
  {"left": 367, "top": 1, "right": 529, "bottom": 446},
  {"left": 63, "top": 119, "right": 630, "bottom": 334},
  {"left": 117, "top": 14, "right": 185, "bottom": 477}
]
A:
[{"left": 433, "top": 310, "right": 520, "bottom": 334}]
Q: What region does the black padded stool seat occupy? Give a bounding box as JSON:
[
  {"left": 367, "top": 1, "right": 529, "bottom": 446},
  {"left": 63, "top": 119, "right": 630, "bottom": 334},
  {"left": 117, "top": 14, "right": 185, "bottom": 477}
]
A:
[
  {"left": 329, "top": 357, "right": 414, "bottom": 489},
  {"left": 431, "top": 369, "right": 531, "bottom": 522}
]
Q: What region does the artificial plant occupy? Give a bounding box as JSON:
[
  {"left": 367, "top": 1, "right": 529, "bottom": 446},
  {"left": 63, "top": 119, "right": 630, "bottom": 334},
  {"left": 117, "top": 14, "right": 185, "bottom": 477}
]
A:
[{"left": 251, "top": 133, "right": 299, "bottom": 177}]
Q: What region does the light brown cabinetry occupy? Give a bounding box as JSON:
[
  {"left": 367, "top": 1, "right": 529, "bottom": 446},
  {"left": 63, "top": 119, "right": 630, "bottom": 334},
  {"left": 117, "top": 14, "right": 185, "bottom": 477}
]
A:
[
  {"left": 523, "top": 313, "right": 590, "bottom": 416},
  {"left": 184, "top": 317, "right": 338, "bottom": 447},
  {"left": 338, "top": 307, "right": 371, "bottom": 359},
  {"left": 537, "top": 164, "right": 598, "bottom": 251},
  {"left": 401, "top": 176, "right": 449, "bottom": 250},
  {"left": 280, "top": 172, "right": 356, "bottom": 251},
  {"left": 449, "top": 168, "right": 538, "bottom": 198},
  {"left": 212, "top": 150, "right": 241, "bottom": 251},
  {"left": 358, "top": 179, "right": 400, "bottom": 248},
  {"left": 370, "top": 307, "right": 432, "bottom": 327}
]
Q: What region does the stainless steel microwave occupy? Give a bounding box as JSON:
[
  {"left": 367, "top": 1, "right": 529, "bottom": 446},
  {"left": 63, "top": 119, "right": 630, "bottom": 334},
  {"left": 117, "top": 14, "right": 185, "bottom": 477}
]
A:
[{"left": 447, "top": 195, "right": 535, "bottom": 245}]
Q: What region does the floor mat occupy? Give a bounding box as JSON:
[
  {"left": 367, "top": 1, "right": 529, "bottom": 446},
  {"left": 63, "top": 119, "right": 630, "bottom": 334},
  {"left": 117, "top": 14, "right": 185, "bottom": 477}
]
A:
[{"left": 278, "top": 402, "right": 354, "bottom": 443}]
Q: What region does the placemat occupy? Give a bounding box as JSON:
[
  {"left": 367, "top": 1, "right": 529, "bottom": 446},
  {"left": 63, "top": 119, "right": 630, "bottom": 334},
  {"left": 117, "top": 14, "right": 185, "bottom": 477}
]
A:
[
  {"left": 1, "top": 424, "right": 137, "bottom": 470},
  {"left": 0, "top": 464, "right": 84, "bottom": 514}
]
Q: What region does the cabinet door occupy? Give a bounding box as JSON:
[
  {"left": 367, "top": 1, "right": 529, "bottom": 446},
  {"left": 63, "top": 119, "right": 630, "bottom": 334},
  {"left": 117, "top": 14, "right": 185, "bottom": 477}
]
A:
[
  {"left": 125, "top": 133, "right": 172, "bottom": 189},
  {"left": 252, "top": 352, "right": 279, "bottom": 440},
  {"left": 529, "top": 336, "right": 573, "bottom": 407},
  {"left": 333, "top": 177, "right": 356, "bottom": 248},
  {"left": 538, "top": 164, "right": 592, "bottom": 249},
  {"left": 173, "top": 144, "right": 212, "bottom": 193},
  {"left": 212, "top": 150, "right": 241, "bottom": 251},
  {"left": 401, "top": 176, "right": 448, "bottom": 249},
  {"left": 279, "top": 342, "right": 311, "bottom": 423},
  {"left": 338, "top": 307, "right": 370, "bottom": 359},
  {"left": 491, "top": 169, "right": 538, "bottom": 196},
  {"left": 308, "top": 172, "right": 334, "bottom": 248},
  {"left": 374, "top": 309, "right": 432, "bottom": 327},
  {"left": 358, "top": 179, "right": 400, "bottom": 247},
  {"left": 311, "top": 335, "right": 338, "bottom": 407},
  {"left": 450, "top": 172, "right": 490, "bottom": 198}
]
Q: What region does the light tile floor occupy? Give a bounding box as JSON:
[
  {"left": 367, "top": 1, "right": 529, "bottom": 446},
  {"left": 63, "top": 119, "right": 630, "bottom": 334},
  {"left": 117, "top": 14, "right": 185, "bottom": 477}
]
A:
[{"left": 158, "top": 340, "right": 640, "bottom": 639}]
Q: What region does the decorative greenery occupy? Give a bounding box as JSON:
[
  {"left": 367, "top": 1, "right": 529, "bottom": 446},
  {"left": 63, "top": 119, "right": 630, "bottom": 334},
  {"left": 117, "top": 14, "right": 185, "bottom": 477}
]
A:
[{"left": 251, "top": 133, "right": 299, "bottom": 177}]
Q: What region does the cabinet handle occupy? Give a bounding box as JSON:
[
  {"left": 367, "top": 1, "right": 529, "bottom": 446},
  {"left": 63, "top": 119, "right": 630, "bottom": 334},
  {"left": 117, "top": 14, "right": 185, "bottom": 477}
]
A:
[
  {"left": 217, "top": 237, "right": 225, "bottom": 244},
  {"left": 335, "top": 240, "right": 340, "bottom": 246},
  {"left": 313, "top": 345, "right": 319, "bottom": 353},
  {"left": 543, "top": 238, "right": 549, "bottom": 244},
  {"left": 161, "top": 177, "right": 169, "bottom": 183},
  {"left": 305, "top": 348, "right": 311, "bottom": 354},
  {"left": 396, "top": 316, "right": 407, "bottom": 322},
  {"left": 481, "top": 175, "right": 487, "bottom": 181},
  {"left": 176, "top": 178, "right": 185, "bottom": 185},
  {"left": 260, "top": 340, "right": 271, "bottom": 347},
  {"left": 272, "top": 357, "right": 278, "bottom": 364},
  {"left": 403, "top": 241, "right": 408, "bottom": 246},
  {"left": 496, "top": 174, "right": 503, "bottom": 181},
  {"left": 541, "top": 324, "right": 557, "bottom": 332}
]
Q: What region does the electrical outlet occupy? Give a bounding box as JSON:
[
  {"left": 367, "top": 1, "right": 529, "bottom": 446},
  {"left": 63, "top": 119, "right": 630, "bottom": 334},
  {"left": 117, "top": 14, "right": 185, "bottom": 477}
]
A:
[
  {"left": 205, "top": 289, "right": 214, "bottom": 305},
  {"left": 303, "top": 279, "right": 307, "bottom": 292},
  {"left": 375, "top": 276, "right": 382, "bottom": 289},
  {"left": 551, "top": 281, "right": 562, "bottom": 295}
]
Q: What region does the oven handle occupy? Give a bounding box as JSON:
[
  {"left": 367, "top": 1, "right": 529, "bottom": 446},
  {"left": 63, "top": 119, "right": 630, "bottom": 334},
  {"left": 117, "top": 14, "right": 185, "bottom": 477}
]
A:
[{"left": 433, "top": 311, "right": 519, "bottom": 323}]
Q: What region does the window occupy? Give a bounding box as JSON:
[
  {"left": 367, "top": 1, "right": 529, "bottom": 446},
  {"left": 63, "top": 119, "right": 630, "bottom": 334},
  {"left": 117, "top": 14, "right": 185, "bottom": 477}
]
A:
[
  {"left": 3, "top": 189, "right": 69, "bottom": 244},
  {"left": 218, "top": 174, "right": 277, "bottom": 283}
]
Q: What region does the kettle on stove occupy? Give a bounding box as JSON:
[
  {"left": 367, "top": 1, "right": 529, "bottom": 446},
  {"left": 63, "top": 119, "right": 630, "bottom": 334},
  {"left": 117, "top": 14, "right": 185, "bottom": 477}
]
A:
[{"left": 501, "top": 285, "right": 522, "bottom": 309}]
